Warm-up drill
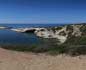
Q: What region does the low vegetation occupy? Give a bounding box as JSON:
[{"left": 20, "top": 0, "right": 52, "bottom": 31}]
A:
[{"left": 1, "top": 44, "right": 86, "bottom": 56}]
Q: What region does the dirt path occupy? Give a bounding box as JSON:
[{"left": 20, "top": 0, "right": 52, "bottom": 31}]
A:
[{"left": 0, "top": 48, "right": 86, "bottom": 70}]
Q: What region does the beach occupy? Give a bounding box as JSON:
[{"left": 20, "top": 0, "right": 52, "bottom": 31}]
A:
[{"left": 0, "top": 48, "right": 86, "bottom": 70}]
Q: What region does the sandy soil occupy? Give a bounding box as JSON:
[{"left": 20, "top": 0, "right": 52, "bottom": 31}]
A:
[{"left": 0, "top": 48, "right": 86, "bottom": 70}]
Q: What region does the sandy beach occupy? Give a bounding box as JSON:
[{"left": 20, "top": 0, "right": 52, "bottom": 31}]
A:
[{"left": 0, "top": 48, "right": 86, "bottom": 70}]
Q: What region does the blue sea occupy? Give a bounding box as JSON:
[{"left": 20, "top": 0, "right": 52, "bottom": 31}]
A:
[
  {"left": 0, "top": 24, "right": 63, "bottom": 28},
  {"left": 0, "top": 24, "right": 64, "bottom": 47}
]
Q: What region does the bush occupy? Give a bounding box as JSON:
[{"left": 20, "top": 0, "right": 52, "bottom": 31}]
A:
[{"left": 1, "top": 44, "right": 86, "bottom": 56}]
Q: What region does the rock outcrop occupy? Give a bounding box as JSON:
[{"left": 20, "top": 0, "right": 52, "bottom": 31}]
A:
[
  {"left": 0, "top": 26, "right": 11, "bottom": 29},
  {"left": 11, "top": 28, "right": 45, "bottom": 33},
  {"left": 35, "top": 24, "right": 86, "bottom": 44}
]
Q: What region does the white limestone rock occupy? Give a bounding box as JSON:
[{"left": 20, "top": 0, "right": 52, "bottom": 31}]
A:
[{"left": 35, "top": 24, "right": 85, "bottom": 44}]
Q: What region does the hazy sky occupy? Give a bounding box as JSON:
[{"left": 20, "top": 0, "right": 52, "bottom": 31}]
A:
[{"left": 0, "top": 0, "right": 86, "bottom": 24}]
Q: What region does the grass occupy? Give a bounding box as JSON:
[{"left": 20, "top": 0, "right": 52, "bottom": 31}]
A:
[{"left": 1, "top": 44, "right": 86, "bottom": 56}]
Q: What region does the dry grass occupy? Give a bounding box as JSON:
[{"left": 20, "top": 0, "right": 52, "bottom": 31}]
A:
[{"left": 0, "top": 48, "right": 86, "bottom": 70}]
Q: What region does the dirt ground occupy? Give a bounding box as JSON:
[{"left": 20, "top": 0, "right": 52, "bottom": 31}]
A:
[{"left": 0, "top": 48, "right": 86, "bottom": 70}]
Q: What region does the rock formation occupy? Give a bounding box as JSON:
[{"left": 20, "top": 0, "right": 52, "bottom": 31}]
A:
[
  {"left": 35, "top": 24, "right": 86, "bottom": 44},
  {"left": 0, "top": 26, "right": 11, "bottom": 29}
]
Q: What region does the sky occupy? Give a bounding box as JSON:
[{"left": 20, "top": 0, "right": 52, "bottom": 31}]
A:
[{"left": 0, "top": 0, "right": 86, "bottom": 24}]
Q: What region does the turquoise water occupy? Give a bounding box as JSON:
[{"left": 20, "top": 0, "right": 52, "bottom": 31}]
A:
[{"left": 0, "top": 24, "right": 62, "bottom": 47}]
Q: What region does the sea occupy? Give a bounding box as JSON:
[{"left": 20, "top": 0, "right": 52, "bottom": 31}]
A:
[{"left": 0, "top": 24, "right": 64, "bottom": 47}]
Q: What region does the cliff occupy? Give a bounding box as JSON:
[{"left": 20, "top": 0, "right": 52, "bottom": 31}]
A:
[{"left": 35, "top": 23, "right": 86, "bottom": 44}]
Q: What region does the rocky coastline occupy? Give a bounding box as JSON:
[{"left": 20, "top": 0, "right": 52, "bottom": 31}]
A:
[
  {"left": 0, "top": 23, "right": 86, "bottom": 44},
  {"left": 9, "top": 23, "right": 86, "bottom": 44}
]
